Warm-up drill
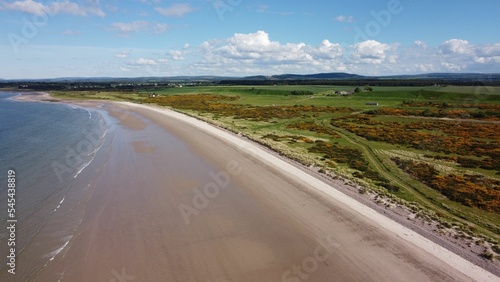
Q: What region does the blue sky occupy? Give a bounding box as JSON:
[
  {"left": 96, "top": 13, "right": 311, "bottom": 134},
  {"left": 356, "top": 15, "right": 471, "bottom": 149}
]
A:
[{"left": 1, "top": 0, "right": 499, "bottom": 79}]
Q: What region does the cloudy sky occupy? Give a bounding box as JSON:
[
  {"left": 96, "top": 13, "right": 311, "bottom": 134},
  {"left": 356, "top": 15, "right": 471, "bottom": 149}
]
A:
[{"left": 0, "top": 0, "right": 499, "bottom": 79}]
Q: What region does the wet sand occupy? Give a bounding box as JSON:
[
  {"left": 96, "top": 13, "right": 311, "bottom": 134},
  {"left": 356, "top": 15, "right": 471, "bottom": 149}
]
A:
[{"left": 24, "top": 99, "right": 498, "bottom": 281}]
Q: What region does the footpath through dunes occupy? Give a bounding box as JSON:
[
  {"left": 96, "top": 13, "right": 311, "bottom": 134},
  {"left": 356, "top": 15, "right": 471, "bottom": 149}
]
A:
[{"left": 38, "top": 101, "right": 496, "bottom": 281}]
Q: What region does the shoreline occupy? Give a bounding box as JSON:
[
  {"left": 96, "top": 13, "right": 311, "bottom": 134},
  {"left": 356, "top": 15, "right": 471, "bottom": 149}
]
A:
[
  {"left": 10, "top": 91, "right": 500, "bottom": 280},
  {"left": 10, "top": 91, "right": 57, "bottom": 102}
]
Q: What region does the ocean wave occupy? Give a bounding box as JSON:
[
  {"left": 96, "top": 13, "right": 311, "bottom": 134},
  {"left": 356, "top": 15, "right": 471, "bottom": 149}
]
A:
[
  {"left": 74, "top": 121, "right": 108, "bottom": 179},
  {"left": 45, "top": 235, "right": 73, "bottom": 264},
  {"left": 57, "top": 270, "right": 65, "bottom": 282},
  {"left": 6, "top": 93, "right": 22, "bottom": 101},
  {"left": 66, "top": 104, "right": 93, "bottom": 120},
  {"left": 53, "top": 197, "right": 65, "bottom": 212},
  {"left": 73, "top": 154, "right": 95, "bottom": 179},
  {"left": 84, "top": 183, "right": 91, "bottom": 191}
]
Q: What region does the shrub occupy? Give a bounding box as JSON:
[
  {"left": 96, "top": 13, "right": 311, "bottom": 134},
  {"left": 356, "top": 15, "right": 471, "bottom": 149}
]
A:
[{"left": 480, "top": 250, "right": 495, "bottom": 260}]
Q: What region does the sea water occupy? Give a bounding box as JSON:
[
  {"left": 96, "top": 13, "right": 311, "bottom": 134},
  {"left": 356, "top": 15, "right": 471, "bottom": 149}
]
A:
[{"left": 0, "top": 92, "right": 111, "bottom": 280}]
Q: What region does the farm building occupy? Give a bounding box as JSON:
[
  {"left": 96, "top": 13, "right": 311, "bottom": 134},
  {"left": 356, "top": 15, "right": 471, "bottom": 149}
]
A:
[{"left": 335, "top": 90, "right": 354, "bottom": 96}]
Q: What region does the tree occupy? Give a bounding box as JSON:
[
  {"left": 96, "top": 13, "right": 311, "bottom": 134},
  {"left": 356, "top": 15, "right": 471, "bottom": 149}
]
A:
[{"left": 354, "top": 87, "right": 361, "bottom": 93}]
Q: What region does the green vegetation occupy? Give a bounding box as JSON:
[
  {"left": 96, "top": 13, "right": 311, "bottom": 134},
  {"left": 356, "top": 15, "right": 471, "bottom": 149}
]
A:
[
  {"left": 51, "top": 91, "right": 148, "bottom": 102},
  {"left": 52, "top": 85, "right": 500, "bottom": 247},
  {"left": 392, "top": 157, "right": 500, "bottom": 212}
]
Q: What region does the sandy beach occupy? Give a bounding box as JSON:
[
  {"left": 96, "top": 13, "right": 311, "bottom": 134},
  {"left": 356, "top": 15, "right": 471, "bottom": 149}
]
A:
[{"left": 11, "top": 93, "right": 500, "bottom": 281}]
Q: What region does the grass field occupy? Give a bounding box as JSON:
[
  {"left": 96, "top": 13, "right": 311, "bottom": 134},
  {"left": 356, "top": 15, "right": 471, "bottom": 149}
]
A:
[{"left": 52, "top": 85, "right": 500, "bottom": 246}]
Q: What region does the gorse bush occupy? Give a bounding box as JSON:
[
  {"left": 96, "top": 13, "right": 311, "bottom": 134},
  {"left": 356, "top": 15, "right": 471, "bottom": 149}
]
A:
[
  {"left": 148, "top": 94, "right": 352, "bottom": 121},
  {"left": 392, "top": 157, "right": 500, "bottom": 213}
]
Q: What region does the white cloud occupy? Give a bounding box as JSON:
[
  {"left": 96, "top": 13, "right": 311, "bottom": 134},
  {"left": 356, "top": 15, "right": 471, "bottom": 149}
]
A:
[
  {"left": 155, "top": 3, "right": 194, "bottom": 17},
  {"left": 440, "top": 61, "right": 463, "bottom": 72},
  {"left": 114, "top": 51, "right": 130, "bottom": 58},
  {"left": 2, "top": 0, "right": 105, "bottom": 17},
  {"left": 255, "top": 4, "right": 293, "bottom": 16},
  {"left": 228, "top": 30, "right": 280, "bottom": 53},
  {"left": 351, "top": 40, "right": 391, "bottom": 64},
  {"left": 440, "top": 39, "right": 470, "bottom": 55},
  {"left": 210, "top": 31, "right": 312, "bottom": 63},
  {"left": 151, "top": 23, "right": 168, "bottom": 34},
  {"left": 3, "top": 0, "right": 47, "bottom": 15},
  {"left": 53, "top": 1, "right": 85, "bottom": 16},
  {"left": 414, "top": 40, "right": 427, "bottom": 49},
  {"left": 109, "top": 21, "right": 168, "bottom": 35},
  {"left": 110, "top": 21, "right": 149, "bottom": 33},
  {"left": 131, "top": 58, "right": 157, "bottom": 66},
  {"left": 474, "top": 44, "right": 500, "bottom": 58},
  {"left": 192, "top": 30, "right": 349, "bottom": 75},
  {"left": 336, "top": 15, "right": 354, "bottom": 23},
  {"left": 433, "top": 39, "right": 500, "bottom": 71},
  {"left": 7, "top": 32, "right": 497, "bottom": 78},
  {"left": 473, "top": 43, "right": 500, "bottom": 64},
  {"left": 414, "top": 63, "right": 436, "bottom": 73},
  {"left": 389, "top": 39, "right": 500, "bottom": 74},
  {"left": 168, "top": 50, "right": 185, "bottom": 61},
  {"left": 51, "top": 1, "right": 105, "bottom": 17},
  {"left": 313, "top": 40, "right": 343, "bottom": 59}
]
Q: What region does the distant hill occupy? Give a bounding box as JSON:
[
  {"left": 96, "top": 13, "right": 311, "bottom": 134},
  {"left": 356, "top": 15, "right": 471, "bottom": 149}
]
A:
[
  {"left": 2, "top": 76, "right": 236, "bottom": 83},
  {"left": 1, "top": 73, "right": 499, "bottom": 84},
  {"left": 240, "top": 75, "right": 270, "bottom": 80},
  {"left": 270, "top": 73, "right": 365, "bottom": 80},
  {"left": 382, "top": 73, "right": 500, "bottom": 81},
  {"left": 236, "top": 73, "right": 366, "bottom": 80},
  {"left": 244, "top": 72, "right": 500, "bottom": 81}
]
